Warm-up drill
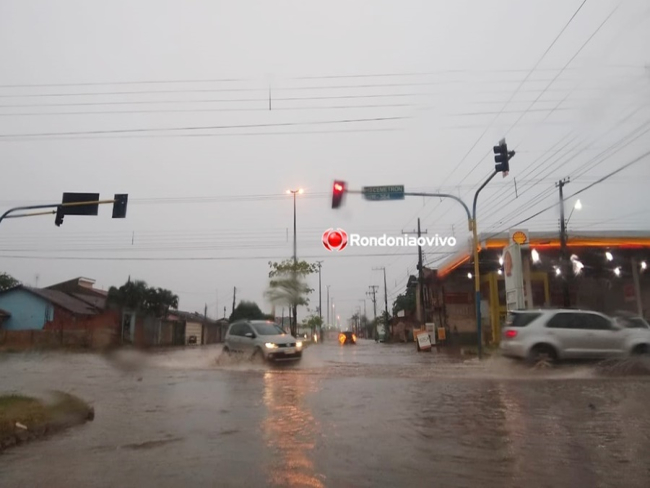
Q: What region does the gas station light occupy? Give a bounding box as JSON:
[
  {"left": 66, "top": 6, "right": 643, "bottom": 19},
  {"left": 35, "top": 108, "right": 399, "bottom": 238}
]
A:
[
  {"left": 606, "top": 252, "right": 613, "bottom": 261},
  {"left": 531, "top": 249, "right": 540, "bottom": 263},
  {"left": 614, "top": 267, "right": 621, "bottom": 277}
]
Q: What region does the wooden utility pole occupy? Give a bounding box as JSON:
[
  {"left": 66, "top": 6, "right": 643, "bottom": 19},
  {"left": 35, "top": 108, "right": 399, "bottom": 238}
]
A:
[
  {"left": 403, "top": 218, "right": 428, "bottom": 327},
  {"left": 232, "top": 287, "right": 236, "bottom": 316},
  {"left": 557, "top": 178, "right": 570, "bottom": 307}
]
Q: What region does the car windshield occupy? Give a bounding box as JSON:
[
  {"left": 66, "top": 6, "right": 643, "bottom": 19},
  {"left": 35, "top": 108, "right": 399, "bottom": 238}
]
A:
[{"left": 252, "top": 323, "right": 286, "bottom": 335}]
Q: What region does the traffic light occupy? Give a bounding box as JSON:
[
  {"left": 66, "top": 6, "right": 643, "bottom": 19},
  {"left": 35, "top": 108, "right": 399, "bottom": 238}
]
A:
[
  {"left": 332, "top": 180, "right": 347, "bottom": 209},
  {"left": 112, "top": 194, "right": 128, "bottom": 219},
  {"left": 493, "top": 139, "right": 515, "bottom": 176},
  {"left": 54, "top": 206, "right": 64, "bottom": 227}
]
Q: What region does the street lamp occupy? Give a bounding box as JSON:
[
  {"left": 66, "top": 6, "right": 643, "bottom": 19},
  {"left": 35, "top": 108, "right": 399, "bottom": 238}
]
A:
[
  {"left": 566, "top": 199, "right": 582, "bottom": 227},
  {"left": 286, "top": 188, "right": 304, "bottom": 334}
]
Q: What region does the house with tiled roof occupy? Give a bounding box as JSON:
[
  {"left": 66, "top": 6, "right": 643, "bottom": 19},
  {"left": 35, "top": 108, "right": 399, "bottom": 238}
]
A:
[{"left": 0, "top": 278, "right": 121, "bottom": 348}]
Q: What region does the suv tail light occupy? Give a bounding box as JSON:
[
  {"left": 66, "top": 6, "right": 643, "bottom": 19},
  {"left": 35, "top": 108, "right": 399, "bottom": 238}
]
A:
[{"left": 504, "top": 330, "right": 518, "bottom": 339}]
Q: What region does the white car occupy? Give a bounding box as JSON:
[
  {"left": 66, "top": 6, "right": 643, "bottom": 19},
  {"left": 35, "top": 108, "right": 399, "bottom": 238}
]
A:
[
  {"left": 500, "top": 309, "right": 650, "bottom": 365},
  {"left": 223, "top": 320, "right": 303, "bottom": 362}
]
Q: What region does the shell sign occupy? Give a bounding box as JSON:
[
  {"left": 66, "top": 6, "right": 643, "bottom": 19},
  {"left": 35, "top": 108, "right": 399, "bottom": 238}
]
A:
[{"left": 509, "top": 229, "right": 529, "bottom": 247}]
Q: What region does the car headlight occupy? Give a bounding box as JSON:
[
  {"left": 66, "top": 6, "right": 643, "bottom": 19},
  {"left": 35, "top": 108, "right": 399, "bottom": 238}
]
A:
[
  {"left": 296, "top": 341, "right": 303, "bottom": 349},
  {"left": 265, "top": 343, "right": 278, "bottom": 349}
]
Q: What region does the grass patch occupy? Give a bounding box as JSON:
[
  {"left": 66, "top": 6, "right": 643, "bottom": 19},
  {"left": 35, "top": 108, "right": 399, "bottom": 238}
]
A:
[{"left": 0, "top": 391, "right": 93, "bottom": 445}]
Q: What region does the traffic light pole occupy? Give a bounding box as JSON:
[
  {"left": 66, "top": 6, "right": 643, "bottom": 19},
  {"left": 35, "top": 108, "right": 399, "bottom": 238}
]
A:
[
  {"left": 472, "top": 170, "right": 498, "bottom": 360},
  {"left": 335, "top": 167, "right": 509, "bottom": 359}
]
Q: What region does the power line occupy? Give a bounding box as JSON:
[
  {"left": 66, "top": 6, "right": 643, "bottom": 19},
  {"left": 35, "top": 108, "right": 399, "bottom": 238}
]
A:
[
  {"left": 0, "top": 251, "right": 457, "bottom": 261},
  {"left": 0, "top": 127, "right": 404, "bottom": 142},
  {"left": 481, "top": 148, "right": 650, "bottom": 240},
  {"left": 502, "top": 1, "right": 624, "bottom": 140},
  {"left": 0, "top": 115, "right": 408, "bottom": 139},
  {"left": 429, "top": 0, "right": 590, "bottom": 195},
  {"left": 0, "top": 103, "right": 413, "bottom": 118},
  {"left": 0, "top": 93, "right": 421, "bottom": 109},
  {"left": 1, "top": 65, "right": 643, "bottom": 88}
]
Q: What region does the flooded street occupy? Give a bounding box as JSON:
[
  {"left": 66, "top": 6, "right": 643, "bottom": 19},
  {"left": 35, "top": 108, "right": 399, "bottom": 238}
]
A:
[{"left": 1, "top": 341, "right": 650, "bottom": 488}]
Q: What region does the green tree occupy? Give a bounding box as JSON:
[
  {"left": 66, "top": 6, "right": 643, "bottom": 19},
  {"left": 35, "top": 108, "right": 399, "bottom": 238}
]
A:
[
  {"left": 229, "top": 300, "right": 270, "bottom": 322},
  {"left": 392, "top": 288, "right": 416, "bottom": 316},
  {"left": 108, "top": 280, "right": 179, "bottom": 318},
  {"left": 302, "top": 314, "right": 323, "bottom": 337},
  {"left": 265, "top": 259, "right": 318, "bottom": 336},
  {"left": 145, "top": 287, "right": 179, "bottom": 317},
  {"left": 0, "top": 272, "right": 20, "bottom": 292}
]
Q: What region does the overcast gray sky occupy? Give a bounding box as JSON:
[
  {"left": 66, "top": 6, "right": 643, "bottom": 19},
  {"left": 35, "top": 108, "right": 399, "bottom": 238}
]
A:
[{"left": 1, "top": 0, "right": 649, "bottom": 323}]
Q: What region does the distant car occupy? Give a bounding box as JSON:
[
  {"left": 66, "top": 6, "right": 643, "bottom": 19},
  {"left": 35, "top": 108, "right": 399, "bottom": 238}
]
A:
[
  {"left": 338, "top": 331, "right": 356, "bottom": 345},
  {"left": 500, "top": 309, "right": 650, "bottom": 365},
  {"left": 223, "top": 320, "right": 303, "bottom": 362}
]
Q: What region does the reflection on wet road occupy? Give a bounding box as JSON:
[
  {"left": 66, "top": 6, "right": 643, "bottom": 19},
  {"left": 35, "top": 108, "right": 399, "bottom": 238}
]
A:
[{"left": 1, "top": 340, "right": 650, "bottom": 487}]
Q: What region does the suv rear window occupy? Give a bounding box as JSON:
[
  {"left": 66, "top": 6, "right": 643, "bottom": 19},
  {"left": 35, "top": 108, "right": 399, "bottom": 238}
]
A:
[{"left": 505, "top": 312, "right": 541, "bottom": 328}]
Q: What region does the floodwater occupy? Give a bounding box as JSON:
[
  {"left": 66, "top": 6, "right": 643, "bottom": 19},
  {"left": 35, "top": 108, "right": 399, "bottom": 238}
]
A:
[{"left": 1, "top": 341, "right": 650, "bottom": 488}]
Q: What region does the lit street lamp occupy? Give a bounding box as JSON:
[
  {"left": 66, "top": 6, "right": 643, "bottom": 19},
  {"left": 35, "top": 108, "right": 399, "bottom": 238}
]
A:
[{"left": 566, "top": 199, "right": 582, "bottom": 227}]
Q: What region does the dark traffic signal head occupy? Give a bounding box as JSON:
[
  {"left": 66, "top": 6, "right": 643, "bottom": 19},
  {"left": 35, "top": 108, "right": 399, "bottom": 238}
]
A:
[
  {"left": 112, "top": 194, "right": 128, "bottom": 219},
  {"left": 332, "top": 180, "right": 347, "bottom": 209},
  {"left": 493, "top": 139, "right": 515, "bottom": 175},
  {"left": 54, "top": 206, "right": 64, "bottom": 227}
]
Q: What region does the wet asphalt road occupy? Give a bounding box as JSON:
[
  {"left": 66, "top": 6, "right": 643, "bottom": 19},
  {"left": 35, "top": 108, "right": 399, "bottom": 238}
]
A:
[{"left": 1, "top": 340, "right": 650, "bottom": 488}]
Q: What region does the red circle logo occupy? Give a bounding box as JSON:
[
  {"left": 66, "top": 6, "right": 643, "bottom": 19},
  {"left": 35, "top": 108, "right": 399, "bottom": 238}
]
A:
[{"left": 323, "top": 228, "right": 348, "bottom": 251}]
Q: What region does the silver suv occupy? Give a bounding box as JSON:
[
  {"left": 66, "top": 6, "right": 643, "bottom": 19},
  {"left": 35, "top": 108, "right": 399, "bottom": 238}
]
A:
[
  {"left": 224, "top": 320, "right": 303, "bottom": 362},
  {"left": 500, "top": 309, "right": 650, "bottom": 365}
]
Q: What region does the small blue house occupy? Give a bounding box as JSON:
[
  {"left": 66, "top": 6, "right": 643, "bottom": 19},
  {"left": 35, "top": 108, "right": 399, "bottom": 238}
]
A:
[{"left": 0, "top": 285, "right": 98, "bottom": 330}]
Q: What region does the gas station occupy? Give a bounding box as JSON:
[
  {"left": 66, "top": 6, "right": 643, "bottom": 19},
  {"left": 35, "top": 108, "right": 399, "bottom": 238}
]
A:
[{"left": 425, "top": 229, "right": 650, "bottom": 345}]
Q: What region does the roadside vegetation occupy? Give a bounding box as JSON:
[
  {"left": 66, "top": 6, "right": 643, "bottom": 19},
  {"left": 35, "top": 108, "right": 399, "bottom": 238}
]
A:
[{"left": 0, "top": 391, "right": 94, "bottom": 451}]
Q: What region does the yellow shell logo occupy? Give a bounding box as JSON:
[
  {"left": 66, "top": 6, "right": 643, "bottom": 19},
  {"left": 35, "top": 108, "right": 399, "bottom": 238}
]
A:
[{"left": 512, "top": 231, "right": 527, "bottom": 245}]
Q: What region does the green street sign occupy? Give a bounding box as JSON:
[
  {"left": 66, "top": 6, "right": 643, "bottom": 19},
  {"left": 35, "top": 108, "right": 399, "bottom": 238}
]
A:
[{"left": 362, "top": 185, "right": 405, "bottom": 201}]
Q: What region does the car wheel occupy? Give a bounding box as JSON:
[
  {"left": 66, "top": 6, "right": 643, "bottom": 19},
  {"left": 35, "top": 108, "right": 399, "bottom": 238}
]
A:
[
  {"left": 631, "top": 344, "right": 650, "bottom": 356},
  {"left": 223, "top": 346, "right": 231, "bottom": 356},
  {"left": 527, "top": 344, "right": 557, "bottom": 368}
]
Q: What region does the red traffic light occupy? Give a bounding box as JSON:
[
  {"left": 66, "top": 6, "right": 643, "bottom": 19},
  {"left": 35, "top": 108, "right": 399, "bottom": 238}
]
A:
[{"left": 332, "top": 180, "right": 347, "bottom": 209}]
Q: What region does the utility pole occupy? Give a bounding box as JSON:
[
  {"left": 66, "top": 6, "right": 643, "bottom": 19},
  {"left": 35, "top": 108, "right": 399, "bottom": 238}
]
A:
[
  {"left": 326, "top": 285, "right": 330, "bottom": 325},
  {"left": 373, "top": 267, "right": 389, "bottom": 341},
  {"left": 232, "top": 286, "right": 236, "bottom": 316},
  {"left": 368, "top": 285, "right": 378, "bottom": 340},
  {"left": 316, "top": 261, "right": 323, "bottom": 341},
  {"left": 287, "top": 188, "right": 302, "bottom": 335},
  {"left": 403, "top": 218, "right": 428, "bottom": 328},
  {"left": 557, "top": 177, "right": 570, "bottom": 307}
]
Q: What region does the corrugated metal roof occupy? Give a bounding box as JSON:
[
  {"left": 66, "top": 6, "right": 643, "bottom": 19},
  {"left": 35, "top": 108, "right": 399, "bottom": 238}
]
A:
[
  {"left": 24, "top": 287, "right": 99, "bottom": 315},
  {"left": 72, "top": 293, "right": 107, "bottom": 310}
]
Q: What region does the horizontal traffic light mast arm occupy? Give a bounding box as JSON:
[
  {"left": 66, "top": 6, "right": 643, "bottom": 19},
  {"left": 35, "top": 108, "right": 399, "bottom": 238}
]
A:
[
  {"left": 0, "top": 199, "right": 116, "bottom": 226},
  {"left": 4, "top": 210, "right": 57, "bottom": 219},
  {"left": 61, "top": 199, "right": 116, "bottom": 208}
]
